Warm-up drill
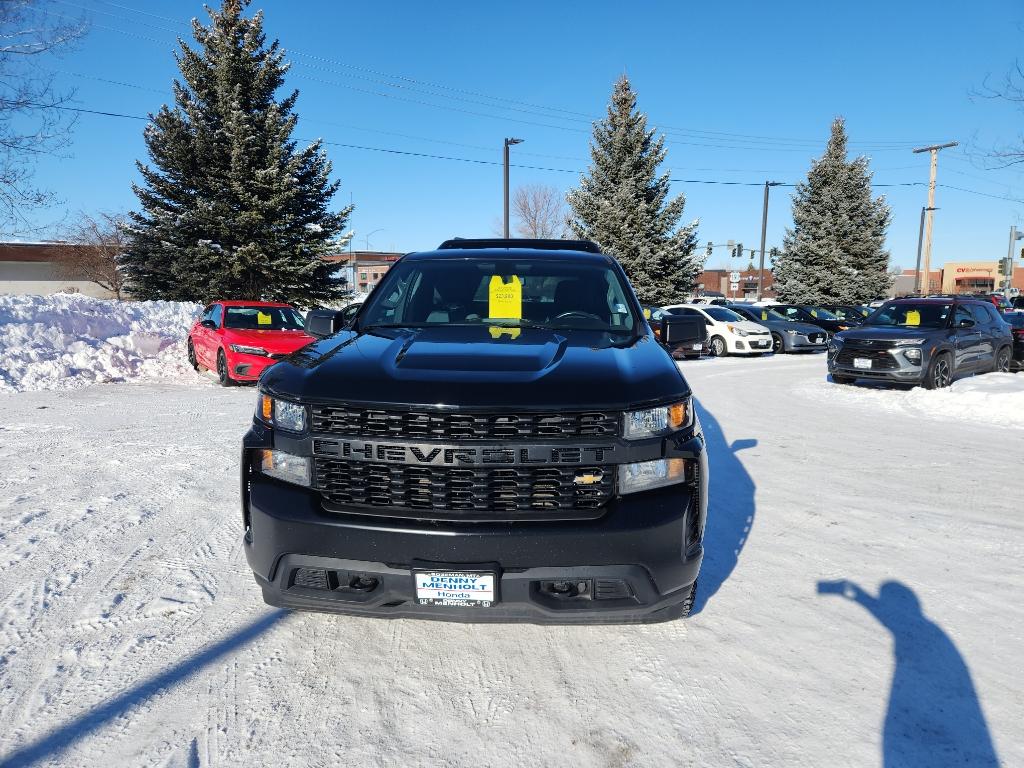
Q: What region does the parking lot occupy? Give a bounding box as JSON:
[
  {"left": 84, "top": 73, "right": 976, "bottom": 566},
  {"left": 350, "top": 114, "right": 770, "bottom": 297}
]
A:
[{"left": 1, "top": 354, "right": 1019, "bottom": 767}]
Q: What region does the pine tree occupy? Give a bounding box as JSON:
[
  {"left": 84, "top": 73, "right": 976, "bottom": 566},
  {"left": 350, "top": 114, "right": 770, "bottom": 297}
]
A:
[
  {"left": 773, "top": 118, "right": 891, "bottom": 304},
  {"left": 566, "top": 76, "right": 701, "bottom": 305},
  {"left": 122, "top": 0, "right": 352, "bottom": 304}
]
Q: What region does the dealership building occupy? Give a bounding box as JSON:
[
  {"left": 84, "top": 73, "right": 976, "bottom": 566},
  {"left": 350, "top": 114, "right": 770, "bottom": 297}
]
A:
[{"left": 939, "top": 260, "right": 1024, "bottom": 294}]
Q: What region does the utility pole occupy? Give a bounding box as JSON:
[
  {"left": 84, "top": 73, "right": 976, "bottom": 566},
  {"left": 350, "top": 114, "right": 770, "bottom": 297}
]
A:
[
  {"left": 503, "top": 137, "right": 523, "bottom": 238},
  {"left": 757, "top": 181, "right": 781, "bottom": 301},
  {"left": 1005, "top": 225, "right": 1023, "bottom": 297},
  {"left": 912, "top": 141, "right": 957, "bottom": 296},
  {"left": 913, "top": 206, "right": 937, "bottom": 294}
]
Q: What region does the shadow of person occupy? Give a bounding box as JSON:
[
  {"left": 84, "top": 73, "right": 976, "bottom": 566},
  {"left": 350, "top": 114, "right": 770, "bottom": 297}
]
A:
[
  {"left": 691, "top": 401, "right": 757, "bottom": 615},
  {"left": 817, "top": 580, "right": 999, "bottom": 767}
]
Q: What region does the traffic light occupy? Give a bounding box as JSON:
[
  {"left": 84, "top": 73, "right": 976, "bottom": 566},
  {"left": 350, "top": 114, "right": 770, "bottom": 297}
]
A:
[
  {"left": 999, "top": 259, "right": 1006, "bottom": 276},
  {"left": 705, "top": 241, "right": 714, "bottom": 258},
  {"left": 734, "top": 242, "right": 744, "bottom": 259}
]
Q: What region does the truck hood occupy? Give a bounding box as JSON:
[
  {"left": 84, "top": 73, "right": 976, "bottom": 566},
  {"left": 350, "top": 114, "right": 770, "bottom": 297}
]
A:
[{"left": 260, "top": 326, "right": 690, "bottom": 410}]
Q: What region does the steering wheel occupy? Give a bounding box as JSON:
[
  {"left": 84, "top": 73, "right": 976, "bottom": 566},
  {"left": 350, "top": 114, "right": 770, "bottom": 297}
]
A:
[{"left": 554, "top": 311, "right": 602, "bottom": 322}]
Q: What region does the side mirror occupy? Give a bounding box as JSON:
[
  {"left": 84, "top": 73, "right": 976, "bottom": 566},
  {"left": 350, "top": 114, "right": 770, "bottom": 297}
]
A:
[
  {"left": 661, "top": 315, "right": 708, "bottom": 345},
  {"left": 958, "top": 318, "right": 975, "bottom": 329},
  {"left": 305, "top": 308, "right": 346, "bottom": 338},
  {"left": 200, "top": 319, "right": 216, "bottom": 330}
]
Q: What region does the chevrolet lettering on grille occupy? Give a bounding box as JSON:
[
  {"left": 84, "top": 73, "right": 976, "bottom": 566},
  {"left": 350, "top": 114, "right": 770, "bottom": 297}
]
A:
[{"left": 312, "top": 438, "right": 622, "bottom": 466}]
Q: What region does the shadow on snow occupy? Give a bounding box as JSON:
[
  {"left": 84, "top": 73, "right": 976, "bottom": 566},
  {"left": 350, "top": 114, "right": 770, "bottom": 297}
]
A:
[
  {"left": 0, "top": 609, "right": 289, "bottom": 768},
  {"left": 691, "top": 400, "right": 757, "bottom": 615},
  {"left": 817, "top": 579, "right": 999, "bottom": 767}
]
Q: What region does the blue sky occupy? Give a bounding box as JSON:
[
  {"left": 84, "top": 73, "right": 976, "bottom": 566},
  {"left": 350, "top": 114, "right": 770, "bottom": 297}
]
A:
[{"left": 15, "top": 0, "right": 1024, "bottom": 269}]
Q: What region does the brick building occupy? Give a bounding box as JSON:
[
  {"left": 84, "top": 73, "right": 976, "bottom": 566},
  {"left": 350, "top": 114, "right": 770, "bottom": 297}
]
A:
[
  {"left": 696, "top": 268, "right": 776, "bottom": 301},
  {"left": 323, "top": 250, "right": 403, "bottom": 295}
]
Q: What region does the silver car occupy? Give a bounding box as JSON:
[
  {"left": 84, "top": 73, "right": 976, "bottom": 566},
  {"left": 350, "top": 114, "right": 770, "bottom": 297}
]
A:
[{"left": 727, "top": 304, "right": 829, "bottom": 354}]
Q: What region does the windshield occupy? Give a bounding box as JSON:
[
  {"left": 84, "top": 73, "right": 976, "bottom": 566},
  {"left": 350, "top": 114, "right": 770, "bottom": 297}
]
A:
[
  {"left": 865, "top": 302, "right": 952, "bottom": 329},
  {"left": 705, "top": 307, "right": 744, "bottom": 323},
  {"left": 743, "top": 307, "right": 788, "bottom": 322},
  {"left": 224, "top": 306, "right": 304, "bottom": 330},
  {"left": 359, "top": 258, "right": 637, "bottom": 333},
  {"left": 802, "top": 307, "right": 839, "bottom": 321}
]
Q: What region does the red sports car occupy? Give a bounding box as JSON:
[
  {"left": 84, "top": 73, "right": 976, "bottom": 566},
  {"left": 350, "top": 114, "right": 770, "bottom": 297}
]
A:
[{"left": 187, "top": 301, "right": 315, "bottom": 385}]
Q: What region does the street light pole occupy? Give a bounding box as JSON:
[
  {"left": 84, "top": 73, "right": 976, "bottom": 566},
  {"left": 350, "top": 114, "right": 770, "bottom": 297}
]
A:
[
  {"left": 503, "top": 138, "right": 523, "bottom": 239},
  {"left": 913, "top": 206, "right": 937, "bottom": 294},
  {"left": 1005, "top": 225, "right": 1023, "bottom": 297},
  {"left": 756, "top": 181, "right": 781, "bottom": 301},
  {"left": 912, "top": 141, "right": 957, "bottom": 298},
  {"left": 364, "top": 228, "right": 385, "bottom": 252}
]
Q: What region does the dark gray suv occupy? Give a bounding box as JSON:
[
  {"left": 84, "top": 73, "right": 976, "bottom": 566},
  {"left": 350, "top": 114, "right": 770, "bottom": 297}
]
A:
[{"left": 828, "top": 298, "right": 1013, "bottom": 389}]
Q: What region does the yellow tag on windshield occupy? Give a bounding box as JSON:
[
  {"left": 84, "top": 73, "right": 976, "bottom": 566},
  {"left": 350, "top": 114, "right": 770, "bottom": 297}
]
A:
[
  {"left": 761, "top": 311, "right": 768, "bottom": 320},
  {"left": 488, "top": 275, "right": 522, "bottom": 319},
  {"left": 810, "top": 309, "right": 818, "bottom": 317},
  {"left": 905, "top": 309, "right": 921, "bottom": 326},
  {"left": 643, "top": 307, "right": 652, "bottom": 319},
  {"left": 489, "top": 326, "right": 521, "bottom": 340},
  {"left": 256, "top": 311, "right": 272, "bottom": 326}
]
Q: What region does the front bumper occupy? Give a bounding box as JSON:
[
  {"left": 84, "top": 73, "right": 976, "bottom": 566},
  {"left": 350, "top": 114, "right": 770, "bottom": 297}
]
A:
[
  {"left": 241, "top": 432, "right": 707, "bottom": 624},
  {"left": 731, "top": 336, "right": 772, "bottom": 354},
  {"left": 785, "top": 333, "right": 828, "bottom": 351},
  {"left": 828, "top": 346, "right": 925, "bottom": 382},
  {"left": 229, "top": 352, "right": 281, "bottom": 381}
]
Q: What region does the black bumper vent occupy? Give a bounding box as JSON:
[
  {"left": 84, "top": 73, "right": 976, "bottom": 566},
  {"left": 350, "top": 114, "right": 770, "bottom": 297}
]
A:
[
  {"left": 314, "top": 459, "right": 614, "bottom": 521},
  {"left": 310, "top": 406, "right": 619, "bottom": 441}
]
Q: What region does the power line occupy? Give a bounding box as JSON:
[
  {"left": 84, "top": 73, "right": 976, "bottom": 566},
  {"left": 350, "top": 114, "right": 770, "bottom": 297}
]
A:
[
  {"left": 66, "top": 0, "right": 940, "bottom": 153},
  {"left": 41, "top": 101, "right": 1024, "bottom": 202}
]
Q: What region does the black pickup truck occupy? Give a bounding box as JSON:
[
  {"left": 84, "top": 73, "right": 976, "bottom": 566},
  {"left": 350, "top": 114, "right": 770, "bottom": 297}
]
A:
[{"left": 241, "top": 239, "right": 708, "bottom": 623}]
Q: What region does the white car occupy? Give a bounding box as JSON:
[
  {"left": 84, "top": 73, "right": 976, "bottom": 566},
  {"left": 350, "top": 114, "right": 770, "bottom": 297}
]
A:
[{"left": 662, "top": 304, "right": 773, "bottom": 356}]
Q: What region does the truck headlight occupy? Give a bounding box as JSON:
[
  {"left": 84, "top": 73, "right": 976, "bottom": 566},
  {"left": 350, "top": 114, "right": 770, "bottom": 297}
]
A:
[
  {"left": 624, "top": 399, "right": 691, "bottom": 440},
  {"left": 258, "top": 449, "right": 311, "bottom": 487},
  {"left": 619, "top": 458, "right": 689, "bottom": 494},
  {"left": 230, "top": 344, "right": 269, "bottom": 356},
  {"left": 258, "top": 394, "right": 307, "bottom": 433}
]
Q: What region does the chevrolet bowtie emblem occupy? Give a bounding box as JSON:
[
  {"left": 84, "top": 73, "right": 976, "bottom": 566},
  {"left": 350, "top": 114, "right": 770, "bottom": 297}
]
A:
[{"left": 574, "top": 470, "right": 604, "bottom": 485}]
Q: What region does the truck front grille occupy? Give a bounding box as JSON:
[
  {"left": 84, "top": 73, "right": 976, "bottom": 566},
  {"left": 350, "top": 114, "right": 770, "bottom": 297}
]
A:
[
  {"left": 314, "top": 458, "right": 614, "bottom": 521},
  {"left": 310, "top": 406, "right": 619, "bottom": 441}
]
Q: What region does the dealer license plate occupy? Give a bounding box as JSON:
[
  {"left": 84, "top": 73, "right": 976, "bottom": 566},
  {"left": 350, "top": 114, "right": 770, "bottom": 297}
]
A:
[
  {"left": 854, "top": 357, "right": 872, "bottom": 369},
  {"left": 415, "top": 571, "right": 496, "bottom": 607}
]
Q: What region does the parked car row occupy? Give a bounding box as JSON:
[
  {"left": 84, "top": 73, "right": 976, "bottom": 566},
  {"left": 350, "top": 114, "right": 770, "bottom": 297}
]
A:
[
  {"left": 643, "top": 301, "right": 870, "bottom": 357},
  {"left": 187, "top": 295, "right": 1023, "bottom": 391}
]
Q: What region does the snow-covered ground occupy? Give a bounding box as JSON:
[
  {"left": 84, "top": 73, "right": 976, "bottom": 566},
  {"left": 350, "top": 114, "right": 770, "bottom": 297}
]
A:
[
  {"left": 0, "top": 295, "right": 200, "bottom": 392},
  {"left": 0, "top": 306, "right": 1021, "bottom": 766}
]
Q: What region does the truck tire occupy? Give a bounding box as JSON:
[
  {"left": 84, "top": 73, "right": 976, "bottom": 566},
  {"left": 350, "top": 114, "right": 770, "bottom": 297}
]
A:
[
  {"left": 678, "top": 579, "right": 698, "bottom": 618},
  {"left": 217, "top": 349, "right": 236, "bottom": 387},
  {"left": 709, "top": 336, "right": 727, "bottom": 357},
  {"left": 924, "top": 352, "right": 952, "bottom": 389}
]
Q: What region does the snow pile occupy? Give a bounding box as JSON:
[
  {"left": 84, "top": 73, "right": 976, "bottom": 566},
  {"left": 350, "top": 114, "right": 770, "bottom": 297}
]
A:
[
  {"left": 0, "top": 294, "right": 201, "bottom": 392},
  {"left": 805, "top": 371, "right": 1024, "bottom": 429}
]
